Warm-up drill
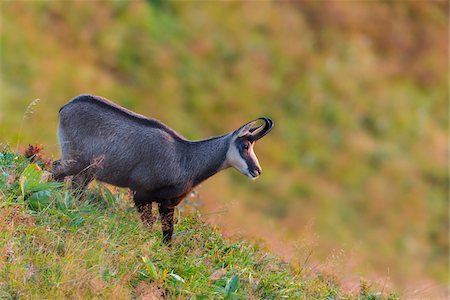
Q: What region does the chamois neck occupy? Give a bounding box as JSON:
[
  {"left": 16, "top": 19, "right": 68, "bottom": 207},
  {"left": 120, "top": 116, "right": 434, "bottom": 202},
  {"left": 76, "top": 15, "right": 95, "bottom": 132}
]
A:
[{"left": 182, "top": 134, "right": 231, "bottom": 186}]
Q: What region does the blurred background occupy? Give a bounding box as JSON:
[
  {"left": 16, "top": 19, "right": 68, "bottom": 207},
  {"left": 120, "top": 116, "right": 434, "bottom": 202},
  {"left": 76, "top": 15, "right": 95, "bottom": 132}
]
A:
[{"left": 0, "top": 0, "right": 448, "bottom": 297}]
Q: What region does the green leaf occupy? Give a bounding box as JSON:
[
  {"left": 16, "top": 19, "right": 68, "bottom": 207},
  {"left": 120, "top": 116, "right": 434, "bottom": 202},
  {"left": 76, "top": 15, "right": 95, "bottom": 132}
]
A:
[
  {"left": 225, "top": 275, "right": 239, "bottom": 298},
  {"left": 19, "top": 163, "right": 60, "bottom": 197},
  {"left": 20, "top": 163, "right": 43, "bottom": 195},
  {"left": 68, "top": 215, "right": 84, "bottom": 228},
  {"left": 103, "top": 187, "right": 119, "bottom": 209},
  {"left": 168, "top": 272, "right": 185, "bottom": 283},
  {"left": 142, "top": 257, "right": 160, "bottom": 281},
  {"left": 27, "top": 190, "right": 52, "bottom": 210}
]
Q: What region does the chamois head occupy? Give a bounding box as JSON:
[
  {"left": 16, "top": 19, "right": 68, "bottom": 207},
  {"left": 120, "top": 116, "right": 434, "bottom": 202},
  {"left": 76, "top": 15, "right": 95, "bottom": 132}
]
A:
[{"left": 226, "top": 118, "right": 274, "bottom": 180}]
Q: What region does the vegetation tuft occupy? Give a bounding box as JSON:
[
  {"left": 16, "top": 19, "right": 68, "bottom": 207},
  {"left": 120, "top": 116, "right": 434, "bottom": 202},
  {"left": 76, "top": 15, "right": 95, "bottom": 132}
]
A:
[{"left": 0, "top": 147, "right": 396, "bottom": 299}]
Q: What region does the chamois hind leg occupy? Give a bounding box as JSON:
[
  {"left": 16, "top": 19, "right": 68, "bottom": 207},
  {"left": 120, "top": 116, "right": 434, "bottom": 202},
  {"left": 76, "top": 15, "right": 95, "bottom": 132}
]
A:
[
  {"left": 134, "top": 191, "right": 154, "bottom": 229},
  {"left": 158, "top": 203, "right": 175, "bottom": 244},
  {"left": 52, "top": 159, "right": 92, "bottom": 199},
  {"left": 55, "top": 155, "right": 102, "bottom": 198},
  {"left": 52, "top": 160, "right": 64, "bottom": 181},
  {"left": 51, "top": 159, "right": 86, "bottom": 181},
  {"left": 71, "top": 171, "right": 94, "bottom": 199},
  {"left": 51, "top": 159, "right": 74, "bottom": 181}
]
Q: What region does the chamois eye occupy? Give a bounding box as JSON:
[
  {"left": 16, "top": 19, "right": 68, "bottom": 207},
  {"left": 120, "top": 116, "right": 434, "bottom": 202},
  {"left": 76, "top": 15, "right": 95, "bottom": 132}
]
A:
[{"left": 240, "top": 142, "right": 249, "bottom": 151}]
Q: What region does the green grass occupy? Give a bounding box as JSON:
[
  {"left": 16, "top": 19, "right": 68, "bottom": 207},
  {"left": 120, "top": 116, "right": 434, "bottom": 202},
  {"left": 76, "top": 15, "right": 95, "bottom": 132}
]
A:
[
  {"left": 0, "top": 149, "right": 397, "bottom": 299},
  {"left": 0, "top": 1, "right": 448, "bottom": 291}
]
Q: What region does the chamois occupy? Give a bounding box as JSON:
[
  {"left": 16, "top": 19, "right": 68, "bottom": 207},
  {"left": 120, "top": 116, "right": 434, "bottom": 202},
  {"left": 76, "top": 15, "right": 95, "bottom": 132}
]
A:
[{"left": 52, "top": 94, "right": 273, "bottom": 242}]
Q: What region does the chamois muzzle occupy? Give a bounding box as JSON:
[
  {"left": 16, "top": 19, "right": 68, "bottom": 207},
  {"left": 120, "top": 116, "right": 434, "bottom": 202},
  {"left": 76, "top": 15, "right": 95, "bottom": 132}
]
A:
[{"left": 248, "top": 117, "right": 273, "bottom": 142}]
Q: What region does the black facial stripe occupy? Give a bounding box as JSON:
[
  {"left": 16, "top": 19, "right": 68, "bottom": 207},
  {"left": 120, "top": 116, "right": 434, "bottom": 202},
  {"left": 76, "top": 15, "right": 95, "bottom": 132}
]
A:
[
  {"left": 244, "top": 154, "right": 258, "bottom": 171},
  {"left": 235, "top": 138, "right": 258, "bottom": 171}
]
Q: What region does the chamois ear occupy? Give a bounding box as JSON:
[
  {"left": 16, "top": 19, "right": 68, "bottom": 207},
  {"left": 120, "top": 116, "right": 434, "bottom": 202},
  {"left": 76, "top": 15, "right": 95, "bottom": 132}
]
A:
[
  {"left": 233, "top": 119, "right": 258, "bottom": 138},
  {"left": 233, "top": 118, "right": 274, "bottom": 140}
]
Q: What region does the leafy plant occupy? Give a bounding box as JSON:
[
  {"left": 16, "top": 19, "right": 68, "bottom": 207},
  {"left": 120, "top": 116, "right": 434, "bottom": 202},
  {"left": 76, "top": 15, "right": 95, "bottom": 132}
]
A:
[
  {"left": 224, "top": 274, "right": 239, "bottom": 299},
  {"left": 19, "top": 163, "right": 60, "bottom": 210}
]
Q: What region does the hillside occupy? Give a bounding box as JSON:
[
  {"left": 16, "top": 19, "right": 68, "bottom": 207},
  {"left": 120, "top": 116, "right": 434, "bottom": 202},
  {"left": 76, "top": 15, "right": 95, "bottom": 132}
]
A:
[
  {"left": 0, "top": 149, "right": 397, "bottom": 299},
  {"left": 0, "top": 1, "right": 448, "bottom": 296}
]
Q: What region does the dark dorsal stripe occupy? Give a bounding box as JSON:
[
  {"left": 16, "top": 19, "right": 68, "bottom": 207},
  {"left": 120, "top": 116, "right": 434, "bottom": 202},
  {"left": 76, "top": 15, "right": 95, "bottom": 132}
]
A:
[{"left": 61, "top": 94, "right": 186, "bottom": 142}]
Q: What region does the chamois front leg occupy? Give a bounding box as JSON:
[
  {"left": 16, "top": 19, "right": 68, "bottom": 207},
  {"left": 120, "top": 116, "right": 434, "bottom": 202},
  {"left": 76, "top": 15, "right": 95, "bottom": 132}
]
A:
[
  {"left": 134, "top": 191, "right": 154, "bottom": 228},
  {"left": 158, "top": 203, "right": 175, "bottom": 243},
  {"left": 137, "top": 203, "right": 154, "bottom": 228}
]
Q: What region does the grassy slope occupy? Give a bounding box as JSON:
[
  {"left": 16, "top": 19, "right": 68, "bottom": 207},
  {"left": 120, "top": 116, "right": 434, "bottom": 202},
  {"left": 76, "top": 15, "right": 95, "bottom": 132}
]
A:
[
  {"left": 0, "top": 1, "right": 448, "bottom": 293},
  {"left": 0, "top": 150, "right": 396, "bottom": 299}
]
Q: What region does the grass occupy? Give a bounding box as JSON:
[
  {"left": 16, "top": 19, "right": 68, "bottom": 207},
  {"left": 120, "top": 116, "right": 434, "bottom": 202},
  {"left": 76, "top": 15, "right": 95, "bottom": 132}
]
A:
[
  {"left": 0, "top": 148, "right": 397, "bottom": 299},
  {"left": 0, "top": 1, "right": 447, "bottom": 292}
]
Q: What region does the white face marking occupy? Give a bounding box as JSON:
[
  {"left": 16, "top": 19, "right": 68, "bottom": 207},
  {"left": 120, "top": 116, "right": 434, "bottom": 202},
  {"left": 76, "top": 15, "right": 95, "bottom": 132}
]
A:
[
  {"left": 248, "top": 146, "right": 261, "bottom": 180},
  {"left": 225, "top": 140, "right": 261, "bottom": 180}
]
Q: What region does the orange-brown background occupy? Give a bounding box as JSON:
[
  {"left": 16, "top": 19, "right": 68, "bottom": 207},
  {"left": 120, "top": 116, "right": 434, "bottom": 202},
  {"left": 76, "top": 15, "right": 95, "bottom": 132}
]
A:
[{"left": 1, "top": 1, "right": 447, "bottom": 297}]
